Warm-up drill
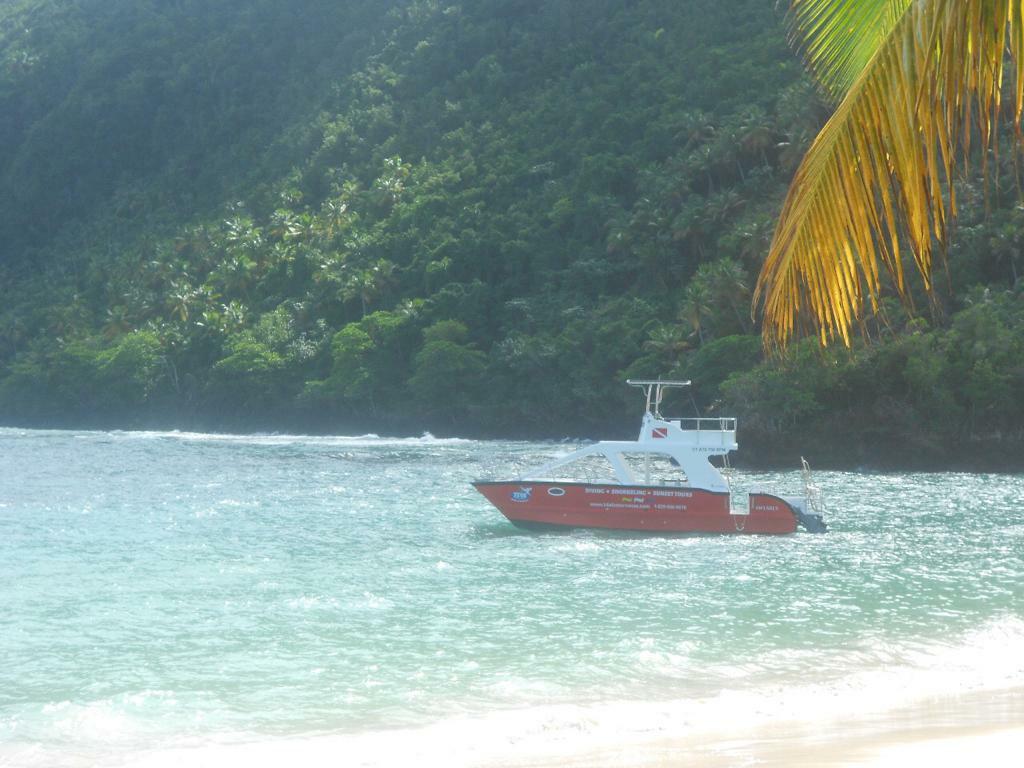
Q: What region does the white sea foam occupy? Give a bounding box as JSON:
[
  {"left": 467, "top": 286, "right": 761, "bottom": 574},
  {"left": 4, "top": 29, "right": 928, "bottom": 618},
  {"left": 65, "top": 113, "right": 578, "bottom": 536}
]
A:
[
  {"left": 1, "top": 426, "right": 474, "bottom": 447},
  {"left": 354, "top": 592, "right": 394, "bottom": 611},
  {"left": 136, "top": 429, "right": 473, "bottom": 448},
  {"left": 0, "top": 618, "right": 1020, "bottom": 768},
  {"left": 3, "top": 616, "right": 1014, "bottom": 768},
  {"left": 124, "top": 685, "right": 1024, "bottom": 768},
  {"left": 552, "top": 540, "right": 602, "bottom": 553},
  {"left": 285, "top": 595, "right": 338, "bottom": 610},
  {"left": 169, "top": 614, "right": 1024, "bottom": 765}
]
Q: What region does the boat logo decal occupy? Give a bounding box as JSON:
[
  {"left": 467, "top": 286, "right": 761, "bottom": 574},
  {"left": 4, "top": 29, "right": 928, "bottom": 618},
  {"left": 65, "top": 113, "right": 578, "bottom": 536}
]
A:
[
  {"left": 546, "top": 487, "right": 566, "bottom": 497},
  {"left": 651, "top": 427, "right": 668, "bottom": 438},
  {"left": 510, "top": 487, "right": 533, "bottom": 502}
]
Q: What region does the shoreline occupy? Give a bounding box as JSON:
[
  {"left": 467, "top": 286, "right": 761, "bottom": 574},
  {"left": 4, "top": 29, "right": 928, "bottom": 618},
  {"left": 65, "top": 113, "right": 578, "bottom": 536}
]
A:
[
  {"left": 504, "top": 686, "right": 1024, "bottom": 767},
  {"left": 42, "top": 685, "right": 1010, "bottom": 768},
  {"left": 2, "top": 423, "right": 1024, "bottom": 474},
  {"left": 559, "top": 726, "right": 1024, "bottom": 768},
  {"left": 4, "top": 691, "right": 1021, "bottom": 768}
]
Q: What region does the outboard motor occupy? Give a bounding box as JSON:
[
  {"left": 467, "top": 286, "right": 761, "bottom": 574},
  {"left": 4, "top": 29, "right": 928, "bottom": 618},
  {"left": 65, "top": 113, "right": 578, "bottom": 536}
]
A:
[
  {"left": 781, "top": 495, "right": 828, "bottom": 532},
  {"left": 796, "top": 507, "right": 828, "bottom": 533}
]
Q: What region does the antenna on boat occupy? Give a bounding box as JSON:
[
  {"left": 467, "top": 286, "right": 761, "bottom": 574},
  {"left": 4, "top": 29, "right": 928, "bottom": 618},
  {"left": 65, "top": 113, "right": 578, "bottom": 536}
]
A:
[
  {"left": 688, "top": 388, "right": 701, "bottom": 419},
  {"left": 626, "top": 379, "right": 690, "bottom": 420}
]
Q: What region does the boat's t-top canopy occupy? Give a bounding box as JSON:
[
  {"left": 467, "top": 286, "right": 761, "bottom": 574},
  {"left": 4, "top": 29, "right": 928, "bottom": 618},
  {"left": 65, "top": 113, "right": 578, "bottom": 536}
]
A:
[
  {"left": 519, "top": 379, "right": 737, "bottom": 492},
  {"left": 626, "top": 379, "right": 690, "bottom": 420}
]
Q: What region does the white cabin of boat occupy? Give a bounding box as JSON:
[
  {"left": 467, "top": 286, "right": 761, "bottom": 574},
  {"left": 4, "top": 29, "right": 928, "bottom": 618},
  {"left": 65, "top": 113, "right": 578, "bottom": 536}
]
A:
[{"left": 521, "top": 380, "right": 734, "bottom": 492}]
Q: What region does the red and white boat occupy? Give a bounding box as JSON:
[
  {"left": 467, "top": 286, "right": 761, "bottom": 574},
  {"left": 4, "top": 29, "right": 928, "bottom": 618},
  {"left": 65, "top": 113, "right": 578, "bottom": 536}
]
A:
[{"left": 474, "top": 380, "right": 826, "bottom": 534}]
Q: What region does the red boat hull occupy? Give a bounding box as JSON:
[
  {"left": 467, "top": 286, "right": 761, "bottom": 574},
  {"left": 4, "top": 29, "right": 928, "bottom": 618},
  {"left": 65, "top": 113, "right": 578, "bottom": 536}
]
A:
[{"left": 474, "top": 481, "right": 799, "bottom": 534}]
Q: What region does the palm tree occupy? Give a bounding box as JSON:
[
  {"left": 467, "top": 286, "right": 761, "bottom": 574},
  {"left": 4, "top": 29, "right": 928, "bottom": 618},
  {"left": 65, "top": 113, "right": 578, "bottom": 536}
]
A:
[
  {"left": 679, "top": 280, "right": 714, "bottom": 345},
  {"left": 103, "top": 306, "right": 134, "bottom": 339},
  {"left": 643, "top": 324, "right": 691, "bottom": 365},
  {"left": 675, "top": 110, "right": 715, "bottom": 153},
  {"left": 709, "top": 258, "right": 753, "bottom": 334},
  {"left": 166, "top": 281, "right": 198, "bottom": 323},
  {"left": 341, "top": 260, "right": 397, "bottom": 318},
  {"left": 738, "top": 216, "right": 776, "bottom": 264},
  {"left": 756, "top": 0, "right": 1022, "bottom": 348}
]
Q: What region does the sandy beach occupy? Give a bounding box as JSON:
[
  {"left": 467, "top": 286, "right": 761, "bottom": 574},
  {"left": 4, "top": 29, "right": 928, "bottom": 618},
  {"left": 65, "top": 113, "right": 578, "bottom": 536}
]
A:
[
  {"left": 576, "top": 726, "right": 1024, "bottom": 768},
  {"left": 544, "top": 686, "right": 1024, "bottom": 768}
]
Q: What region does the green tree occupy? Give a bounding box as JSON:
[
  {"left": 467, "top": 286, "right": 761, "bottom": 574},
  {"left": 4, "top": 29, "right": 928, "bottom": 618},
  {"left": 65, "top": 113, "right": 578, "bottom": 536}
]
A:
[
  {"left": 95, "top": 331, "right": 165, "bottom": 410},
  {"left": 207, "top": 339, "right": 287, "bottom": 416},
  {"left": 409, "top": 321, "right": 487, "bottom": 422}
]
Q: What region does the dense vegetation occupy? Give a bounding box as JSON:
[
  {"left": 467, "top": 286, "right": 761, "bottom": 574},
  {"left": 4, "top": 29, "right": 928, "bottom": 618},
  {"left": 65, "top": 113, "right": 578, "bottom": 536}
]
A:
[{"left": 0, "top": 0, "right": 1021, "bottom": 469}]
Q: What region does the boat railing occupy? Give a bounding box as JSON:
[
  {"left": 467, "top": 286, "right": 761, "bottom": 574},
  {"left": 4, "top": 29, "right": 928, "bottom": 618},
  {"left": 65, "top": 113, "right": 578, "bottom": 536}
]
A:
[{"left": 669, "top": 417, "right": 737, "bottom": 432}]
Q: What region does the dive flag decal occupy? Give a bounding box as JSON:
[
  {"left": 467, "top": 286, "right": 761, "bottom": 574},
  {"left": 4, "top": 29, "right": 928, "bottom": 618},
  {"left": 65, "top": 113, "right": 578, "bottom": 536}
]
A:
[{"left": 652, "top": 427, "right": 668, "bottom": 438}]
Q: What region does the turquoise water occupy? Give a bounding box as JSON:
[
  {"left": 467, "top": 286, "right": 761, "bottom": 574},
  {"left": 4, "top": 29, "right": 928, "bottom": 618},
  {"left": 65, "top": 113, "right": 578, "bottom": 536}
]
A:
[{"left": 1, "top": 428, "right": 1022, "bottom": 766}]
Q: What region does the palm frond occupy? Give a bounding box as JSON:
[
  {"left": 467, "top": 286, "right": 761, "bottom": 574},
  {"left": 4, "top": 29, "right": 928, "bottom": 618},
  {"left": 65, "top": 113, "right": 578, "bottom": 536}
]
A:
[
  {"left": 790, "top": 0, "right": 913, "bottom": 100},
  {"left": 757, "top": 0, "right": 1023, "bottom": 349}
]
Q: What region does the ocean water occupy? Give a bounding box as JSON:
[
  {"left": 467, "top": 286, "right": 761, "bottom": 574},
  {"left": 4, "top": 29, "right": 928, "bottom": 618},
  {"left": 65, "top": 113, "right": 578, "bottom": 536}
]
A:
[{"left": 0, "top": 427, "right": 1022, "bottom": 766}]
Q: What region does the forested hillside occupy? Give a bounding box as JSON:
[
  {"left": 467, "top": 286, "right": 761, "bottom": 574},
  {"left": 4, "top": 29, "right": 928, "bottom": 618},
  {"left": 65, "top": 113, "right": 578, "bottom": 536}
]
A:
[{"left": 1, "top": 0, "right": 1022, "bottom": 468}]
